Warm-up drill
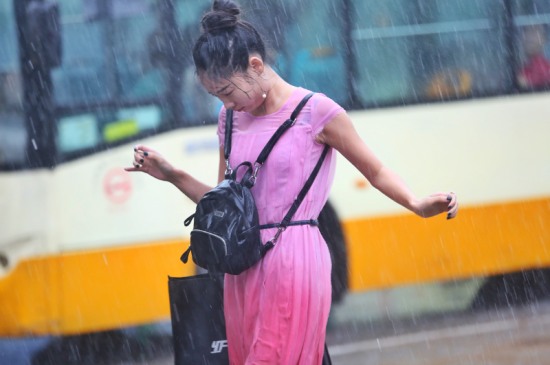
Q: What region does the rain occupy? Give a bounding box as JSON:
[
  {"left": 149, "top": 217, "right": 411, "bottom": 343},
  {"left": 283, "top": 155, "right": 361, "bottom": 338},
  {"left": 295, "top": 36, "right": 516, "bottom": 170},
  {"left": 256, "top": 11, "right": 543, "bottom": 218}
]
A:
[{"left": 1, "top": 0, "right": 550, "bottom": 364}]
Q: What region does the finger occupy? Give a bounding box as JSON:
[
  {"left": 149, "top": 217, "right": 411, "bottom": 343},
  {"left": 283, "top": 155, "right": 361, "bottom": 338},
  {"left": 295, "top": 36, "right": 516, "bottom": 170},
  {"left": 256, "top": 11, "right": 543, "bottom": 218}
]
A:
[
  {"left": 125, "top": 161, "right": 146, "bottom": 171},
  {"left": 133, "top": 148, "right": 149, "bottom": 160},
  {"left": 446, "top": 191, "right": 456, "bottom": 202},
  {"left": 447, "top": 211, "right": 457, "bottom": 219},
  {"left": 134, "top": 145, "right": 154, "bottom": 156},
  {"left": 430, "top": 192, "right": 451, "bottom": 203},
  {"left": 132, "top": 149, "right": 149, "bottom": 166},
  {"left": 134, "top": 144, "right": 155, "bottom": 152},
  {"left": 446, "top": 192, "right": 457, "bottom": 209},
  {"left": 451, "top": 201, "right": 459, "bottom": 215},
  {"left": 134, "top": 149, "right": 149, "bottom": 158},
  {"left": 132, "top": 155, "right": 146, "bottom": 167},
  {"left": 447, "top": 202, "right": 459, "bottom": 219}
]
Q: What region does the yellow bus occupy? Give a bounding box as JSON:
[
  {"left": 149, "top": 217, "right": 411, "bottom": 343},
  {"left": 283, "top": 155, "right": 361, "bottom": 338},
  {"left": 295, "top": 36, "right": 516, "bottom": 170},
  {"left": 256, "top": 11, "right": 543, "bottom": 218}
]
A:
[{"left": 1, "top": 0, "right": 549, "bottom": 348}]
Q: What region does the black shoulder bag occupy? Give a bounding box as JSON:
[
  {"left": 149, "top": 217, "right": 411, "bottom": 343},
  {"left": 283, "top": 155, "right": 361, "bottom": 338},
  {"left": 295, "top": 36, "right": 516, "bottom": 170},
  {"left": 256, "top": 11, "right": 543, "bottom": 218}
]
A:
[{"left": 181, "top": 93, "right": 329, "bottom": 275}]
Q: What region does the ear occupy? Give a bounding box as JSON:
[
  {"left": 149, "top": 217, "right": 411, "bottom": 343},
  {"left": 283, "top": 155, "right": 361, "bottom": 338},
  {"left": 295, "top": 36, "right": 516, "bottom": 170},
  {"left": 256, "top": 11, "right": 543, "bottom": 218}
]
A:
[{"left": 249, "top": 56, "right": 265, "bottom": 76}]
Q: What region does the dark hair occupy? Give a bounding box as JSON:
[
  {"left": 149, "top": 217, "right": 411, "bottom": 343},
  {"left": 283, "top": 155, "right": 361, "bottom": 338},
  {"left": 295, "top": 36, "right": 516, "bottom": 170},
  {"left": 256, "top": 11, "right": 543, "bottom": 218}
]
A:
[{"left": 192, "top": 0, "right": 267, "bottom": 80}]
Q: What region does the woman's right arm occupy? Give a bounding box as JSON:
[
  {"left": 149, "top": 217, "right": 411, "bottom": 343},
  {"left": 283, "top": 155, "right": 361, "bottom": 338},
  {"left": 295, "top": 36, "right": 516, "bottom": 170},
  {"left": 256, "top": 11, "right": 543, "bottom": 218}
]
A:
[{"left": 124, "top": 144, "right": 226, "bottom": 204}]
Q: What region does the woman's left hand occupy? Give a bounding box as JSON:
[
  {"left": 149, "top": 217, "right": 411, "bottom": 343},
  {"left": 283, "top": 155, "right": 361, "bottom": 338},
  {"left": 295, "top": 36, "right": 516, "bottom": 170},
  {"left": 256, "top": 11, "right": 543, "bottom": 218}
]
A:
[{"left": 412, "top": 192, "right": 458, "bottom": 220}]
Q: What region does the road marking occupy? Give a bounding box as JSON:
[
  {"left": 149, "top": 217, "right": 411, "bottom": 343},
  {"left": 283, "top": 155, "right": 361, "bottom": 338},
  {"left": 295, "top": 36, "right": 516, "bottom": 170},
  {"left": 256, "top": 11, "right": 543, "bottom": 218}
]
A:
[{"left": 329, "top": 312, "right": 550, "bottom": 356}]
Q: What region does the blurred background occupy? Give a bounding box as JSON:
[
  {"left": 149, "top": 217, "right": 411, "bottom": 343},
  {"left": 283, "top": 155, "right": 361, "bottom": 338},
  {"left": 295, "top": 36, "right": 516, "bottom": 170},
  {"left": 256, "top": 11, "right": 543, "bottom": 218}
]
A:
[{"left": 1, "top": 0, "right": 550, "bottom": 364}]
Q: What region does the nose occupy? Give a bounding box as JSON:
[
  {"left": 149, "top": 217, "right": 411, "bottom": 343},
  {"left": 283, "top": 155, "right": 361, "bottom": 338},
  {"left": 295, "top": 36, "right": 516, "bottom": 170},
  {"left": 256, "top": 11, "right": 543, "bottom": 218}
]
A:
[
  {"left": 222, "top": 100, "right": 235, "bottom": 110},
  {"left": 217, "top": 95, "right": 235, "bottom": 110}
]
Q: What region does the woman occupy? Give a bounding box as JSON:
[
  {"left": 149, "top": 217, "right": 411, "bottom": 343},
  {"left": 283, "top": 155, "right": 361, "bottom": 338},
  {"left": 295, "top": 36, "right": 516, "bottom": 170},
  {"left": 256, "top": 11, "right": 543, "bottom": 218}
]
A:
[{"left": 125, "top": 1, "right": 458, "bottom": 363}]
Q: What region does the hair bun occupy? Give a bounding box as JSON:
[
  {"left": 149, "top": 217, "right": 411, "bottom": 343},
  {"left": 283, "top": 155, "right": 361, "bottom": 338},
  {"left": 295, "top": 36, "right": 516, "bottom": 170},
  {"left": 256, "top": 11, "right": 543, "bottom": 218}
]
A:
[{"left": 201, "top": 0, "right": 241, "bottom": 33}]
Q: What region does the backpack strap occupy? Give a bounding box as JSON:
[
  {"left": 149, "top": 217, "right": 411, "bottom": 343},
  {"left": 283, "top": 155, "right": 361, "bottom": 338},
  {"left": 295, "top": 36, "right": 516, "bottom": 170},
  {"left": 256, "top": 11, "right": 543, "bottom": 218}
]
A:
[
  {"left": 223, "top": 93, "right": 315, "bottom": 180},
  {"left": 255, "top": 92, "right": 315, "bottom": 165},
  {"left": 260, "top": 144, "right": 329, "bottom": 256},
  {"left": 222, "top": 92, "right": 324, "bottom": 257},
  {"left": 223, "top": 109, "right": 234, "bottom": 178},
  {"left": 280, "top": 145, "right": 329, "bottom": 228}
]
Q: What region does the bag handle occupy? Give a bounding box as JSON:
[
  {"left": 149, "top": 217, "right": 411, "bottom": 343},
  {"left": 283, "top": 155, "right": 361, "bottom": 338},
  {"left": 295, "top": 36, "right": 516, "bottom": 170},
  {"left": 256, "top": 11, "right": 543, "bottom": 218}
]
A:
[{"left": 231, "top": 161, "right": 255, "bottom": 188}]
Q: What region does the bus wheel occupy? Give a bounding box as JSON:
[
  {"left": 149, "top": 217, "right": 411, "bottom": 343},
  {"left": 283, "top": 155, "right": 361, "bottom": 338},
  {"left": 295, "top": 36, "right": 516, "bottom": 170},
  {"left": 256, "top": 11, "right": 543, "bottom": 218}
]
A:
[
  {"left": 318, "top": 200, "right": 349, "bottom": 304},
  {"left": 471, "top": 268, "right": 550, "bottom": 310}
]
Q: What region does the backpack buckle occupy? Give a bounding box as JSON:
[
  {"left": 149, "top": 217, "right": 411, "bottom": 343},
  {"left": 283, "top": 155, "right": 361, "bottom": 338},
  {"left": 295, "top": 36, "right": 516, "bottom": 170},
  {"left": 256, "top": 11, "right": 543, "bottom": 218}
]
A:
[
  {"left": 250, "top": 162, "right": 262, "bottom": 184},
  {"left": 270, "top": 226, "right": 286, "bottom": 245},
  {"left": 224, "top": 159, "right": 233, "bottom": 177}
]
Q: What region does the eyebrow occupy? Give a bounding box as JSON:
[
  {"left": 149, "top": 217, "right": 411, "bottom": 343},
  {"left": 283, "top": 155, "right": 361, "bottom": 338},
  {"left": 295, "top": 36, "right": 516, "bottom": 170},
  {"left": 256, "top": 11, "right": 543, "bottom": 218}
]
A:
[{"left": 215, "top": 84, "right": 232, "bottom": 94}]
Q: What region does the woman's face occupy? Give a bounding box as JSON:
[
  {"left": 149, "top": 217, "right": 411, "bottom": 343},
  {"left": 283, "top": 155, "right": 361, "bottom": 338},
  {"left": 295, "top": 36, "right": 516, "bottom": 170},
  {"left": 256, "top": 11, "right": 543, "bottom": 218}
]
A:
[{"left": 200, "top": 70, "right": 264, "bottom": 114}]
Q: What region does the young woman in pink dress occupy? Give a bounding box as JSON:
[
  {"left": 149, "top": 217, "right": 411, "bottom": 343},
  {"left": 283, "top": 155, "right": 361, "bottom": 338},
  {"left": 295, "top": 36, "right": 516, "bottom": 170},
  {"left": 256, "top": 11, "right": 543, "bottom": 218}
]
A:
[{"left": 126, "top": 1, "right": 459, "bottom": 363}]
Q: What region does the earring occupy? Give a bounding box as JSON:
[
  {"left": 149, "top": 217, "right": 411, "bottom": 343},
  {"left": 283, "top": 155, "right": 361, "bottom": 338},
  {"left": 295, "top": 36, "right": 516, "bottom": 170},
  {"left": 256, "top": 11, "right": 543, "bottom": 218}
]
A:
[{"left": 262, "top": 92, "right": 267, "bottom": 99}]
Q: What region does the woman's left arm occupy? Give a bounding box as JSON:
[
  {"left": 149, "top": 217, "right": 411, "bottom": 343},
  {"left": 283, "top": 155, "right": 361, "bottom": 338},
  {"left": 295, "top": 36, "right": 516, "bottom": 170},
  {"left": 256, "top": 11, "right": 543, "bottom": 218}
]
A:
[{"left": 316, "top": 113, "right": 458, "bottom": 219}]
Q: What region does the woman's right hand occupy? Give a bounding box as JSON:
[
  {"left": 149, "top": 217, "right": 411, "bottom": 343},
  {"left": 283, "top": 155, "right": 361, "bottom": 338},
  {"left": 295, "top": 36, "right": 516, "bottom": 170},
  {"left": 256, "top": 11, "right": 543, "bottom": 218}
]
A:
[{"left": 124, "top": 144, "right": 175, "bottom": 182}]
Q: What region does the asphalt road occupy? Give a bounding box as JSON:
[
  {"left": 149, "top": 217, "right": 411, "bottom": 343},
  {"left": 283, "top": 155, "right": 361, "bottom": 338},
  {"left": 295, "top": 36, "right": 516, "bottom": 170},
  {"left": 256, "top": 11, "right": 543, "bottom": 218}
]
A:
[
  {"left": 3, "top": 298, "right": 550, "bottom": 365},
  {"left": 327, "top": 302, "right": 550, "bottom": 365},
  {"left": 133, "top": 299, "right": 550, "bottom": 365}
]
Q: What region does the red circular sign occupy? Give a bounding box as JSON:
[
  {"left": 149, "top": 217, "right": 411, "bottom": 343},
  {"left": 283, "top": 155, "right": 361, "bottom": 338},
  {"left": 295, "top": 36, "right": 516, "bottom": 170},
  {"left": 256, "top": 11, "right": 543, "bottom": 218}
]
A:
[{"left": 103, "top": 168, "right": 133, "bottom": 204}]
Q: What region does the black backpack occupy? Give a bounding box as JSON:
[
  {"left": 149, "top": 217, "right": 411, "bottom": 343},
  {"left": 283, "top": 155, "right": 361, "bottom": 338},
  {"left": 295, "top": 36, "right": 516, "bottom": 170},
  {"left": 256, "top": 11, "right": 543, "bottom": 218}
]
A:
[{"left": 182, "top": 93, "right": 329, "bottom": 275}]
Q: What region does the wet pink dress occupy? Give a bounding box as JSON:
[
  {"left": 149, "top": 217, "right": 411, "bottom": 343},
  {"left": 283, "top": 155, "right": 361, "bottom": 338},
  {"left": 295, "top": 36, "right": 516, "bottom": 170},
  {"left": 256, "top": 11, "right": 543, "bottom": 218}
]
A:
[{"left": 217, "top": 87, "right": 345, "bottom": 364}]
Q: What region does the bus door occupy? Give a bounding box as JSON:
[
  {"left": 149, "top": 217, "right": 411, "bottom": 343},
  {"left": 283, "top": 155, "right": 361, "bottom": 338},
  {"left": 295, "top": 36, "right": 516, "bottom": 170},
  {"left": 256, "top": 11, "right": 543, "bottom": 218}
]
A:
[{"left": 0, "top": 0, "right": 60, "bottom": 335}]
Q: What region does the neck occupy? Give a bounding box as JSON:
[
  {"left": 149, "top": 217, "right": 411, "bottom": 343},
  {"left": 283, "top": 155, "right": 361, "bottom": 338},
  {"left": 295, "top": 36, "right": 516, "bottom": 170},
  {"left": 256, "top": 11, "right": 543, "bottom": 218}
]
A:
[{"left": 251, "top": 69, "right": 295, "bottom": 116}]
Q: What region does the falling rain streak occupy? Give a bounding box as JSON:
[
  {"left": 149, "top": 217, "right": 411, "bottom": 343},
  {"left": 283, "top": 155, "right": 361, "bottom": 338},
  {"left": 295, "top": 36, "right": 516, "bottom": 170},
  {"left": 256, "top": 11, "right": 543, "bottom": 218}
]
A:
[{"left": 0, "top": 0, "right": 550, "bottom": 364}]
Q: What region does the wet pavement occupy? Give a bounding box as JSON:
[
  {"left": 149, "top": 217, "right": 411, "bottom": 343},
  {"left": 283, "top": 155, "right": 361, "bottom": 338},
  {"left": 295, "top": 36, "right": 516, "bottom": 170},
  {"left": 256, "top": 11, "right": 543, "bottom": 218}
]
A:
[
  {"left": 328, "top": 301, "right": 550, "bottom": 364},
  {"left": 128, "top": 298, "right": 550, "bottom": 365},
  {"left": 2, "top": 294, "right": 550, "bottom": 365}
]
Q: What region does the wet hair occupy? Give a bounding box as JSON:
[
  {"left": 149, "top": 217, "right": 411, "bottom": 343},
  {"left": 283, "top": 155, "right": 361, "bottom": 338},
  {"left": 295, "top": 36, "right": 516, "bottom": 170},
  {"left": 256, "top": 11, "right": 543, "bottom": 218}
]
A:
[{"left": 192, "top": 0, "right": 267, "bottom": 80}]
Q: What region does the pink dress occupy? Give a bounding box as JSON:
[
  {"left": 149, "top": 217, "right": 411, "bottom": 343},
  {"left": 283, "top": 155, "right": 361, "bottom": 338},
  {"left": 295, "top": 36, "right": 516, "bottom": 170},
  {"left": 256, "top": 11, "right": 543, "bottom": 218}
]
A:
[{"left": 217, "top": 87, "right": 345, "bottom": 364}]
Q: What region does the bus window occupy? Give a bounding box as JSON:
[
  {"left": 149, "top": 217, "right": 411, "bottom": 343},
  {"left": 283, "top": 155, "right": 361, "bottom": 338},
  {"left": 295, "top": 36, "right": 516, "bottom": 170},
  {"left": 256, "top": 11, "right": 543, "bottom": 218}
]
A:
[
  {"left": 352, "top": 0, "right": 416, "bottom": 105},
  {"left": 52, "top": 2, "right": 107, "bottom": 105},
  {"left": 57, "top": 114, "right": 99, "bottom": 153},
  {"left": 351, "top": 0, "right": 509, "bottom": 105},
  {"left": 47, "top": 0, "right": 220, "bottom": 161},
  {"left": 174, "top": 0, "right": 221, "bottom": 123},
  {"left": 277, "top": 0, "right": 347, "bottom": 105},
  {"left": 513, "top": 0, "right": 550, "bottom": 90},
  {"left": 283, "top": 1, "right": 348, "bottom": 103},
  {"left": 0, "top": 1, "right": 25, "bottom": 170},
  {"left": 55, "top": 0, "right": 166, "bottom": 104},
  {"left": 228, "top": 0, "right": 348, "bottom": 106}
]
